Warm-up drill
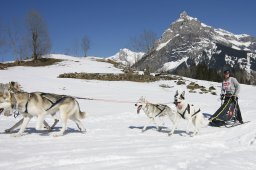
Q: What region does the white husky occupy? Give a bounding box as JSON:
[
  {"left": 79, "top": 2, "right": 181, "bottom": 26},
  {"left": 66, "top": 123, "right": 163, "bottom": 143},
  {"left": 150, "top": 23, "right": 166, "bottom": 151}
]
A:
[
  {"left": 174, "top": 90, "right": 209, "bottom": 136},
  {"left": 135, "top": 96, "right": 181, "bottom": 136}
]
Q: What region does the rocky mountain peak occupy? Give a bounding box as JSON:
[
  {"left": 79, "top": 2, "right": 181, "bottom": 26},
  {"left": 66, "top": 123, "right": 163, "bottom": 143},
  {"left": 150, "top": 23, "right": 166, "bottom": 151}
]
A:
[
  {"left": 133, "top": 12, "right": 256, "bottom": 84},
  {"left": 180, "top": 11, "right": 188, "bottom": 19}
]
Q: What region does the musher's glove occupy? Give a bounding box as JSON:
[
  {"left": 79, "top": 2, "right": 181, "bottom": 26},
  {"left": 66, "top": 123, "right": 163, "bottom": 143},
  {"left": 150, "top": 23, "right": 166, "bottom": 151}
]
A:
[
  {"left": 231, "top": 95, "right": 238, "bottom": 101},
  {"left": 220, "top": 94, "right": 224, "bottom": 100}
]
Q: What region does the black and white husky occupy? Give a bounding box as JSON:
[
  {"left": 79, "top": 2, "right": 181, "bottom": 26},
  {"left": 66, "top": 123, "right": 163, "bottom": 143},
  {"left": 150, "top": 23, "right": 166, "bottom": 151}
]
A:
[
  {"left": 174, "top": 90, "right": 209, "bottom": 136},
  {"left": 135, "top": 96, "right": 180, "bottom": 136}
]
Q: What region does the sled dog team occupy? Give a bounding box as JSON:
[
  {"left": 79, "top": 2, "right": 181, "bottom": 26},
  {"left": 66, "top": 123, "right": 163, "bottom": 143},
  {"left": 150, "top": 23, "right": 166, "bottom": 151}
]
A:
[{"left": 0, "top": 81, "right": 208, "bottom": 137}]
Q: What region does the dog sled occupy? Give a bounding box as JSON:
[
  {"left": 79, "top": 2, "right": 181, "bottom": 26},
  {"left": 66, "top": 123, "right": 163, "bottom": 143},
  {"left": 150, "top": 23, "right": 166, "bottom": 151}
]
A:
[{"left": 209, "top": 98, "right": 243, "bottom": 127}]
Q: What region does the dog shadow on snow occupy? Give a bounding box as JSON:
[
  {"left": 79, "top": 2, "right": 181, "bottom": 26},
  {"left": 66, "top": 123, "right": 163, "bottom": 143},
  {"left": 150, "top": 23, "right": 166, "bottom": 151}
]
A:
[
  {"left": 0, "top": 127, "right": 85, "bottom": 136},
  {"left": 128, "top": 126, "right": 187, "bottom": 136}
]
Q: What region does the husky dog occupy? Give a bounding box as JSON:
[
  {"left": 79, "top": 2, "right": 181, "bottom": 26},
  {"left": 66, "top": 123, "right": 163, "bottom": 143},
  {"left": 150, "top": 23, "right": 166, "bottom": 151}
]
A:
[
  {"left": 0, "top": 81, "right": 58, "bottom": 133},
  {"left": 174, "top": 90, "right": 209, "bottom": 136},
  {"left": 135, "top": 96, "right": 180, "bottom": 135},
  {"left": 0, "top": 88, "right": 86, "bottom": 137}
]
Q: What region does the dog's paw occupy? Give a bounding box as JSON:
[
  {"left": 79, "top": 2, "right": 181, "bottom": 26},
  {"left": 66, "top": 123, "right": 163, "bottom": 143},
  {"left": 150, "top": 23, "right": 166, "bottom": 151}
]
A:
[
  {"left": 5, "top": 129, "right": 12, "bottom": 133},
  {"left": 44, "top": 125, "right": 52, "bottom": 132},
  {"left": 190, "top": 132, "right": 198, "bottom": 137},
  {"left": 168, "top": 133, "right": 173, "bottom": 136},
  {"left": 11, "top": 133, "right": 23, "bottom": 137},
  {"left": 190, "top": 134, "right": 195, "bottom": 137},
  {"left": 141, "top": 129, "right": 146, "bottom": 133},
  {"left": 81, "top": 129, "right": 87, "bottom": 134}
]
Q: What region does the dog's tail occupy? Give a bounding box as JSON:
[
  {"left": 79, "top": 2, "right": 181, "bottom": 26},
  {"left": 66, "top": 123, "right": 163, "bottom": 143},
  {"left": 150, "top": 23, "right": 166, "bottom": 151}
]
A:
[
  {"left": 79, "top": 110, "right": 86, "bottom": 119},
  {"left": 75, "top": 100, "right": 86, "bottom": 119}
]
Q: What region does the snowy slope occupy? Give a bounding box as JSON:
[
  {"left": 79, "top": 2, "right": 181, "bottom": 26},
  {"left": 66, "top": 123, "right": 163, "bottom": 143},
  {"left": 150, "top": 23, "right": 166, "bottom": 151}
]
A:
[{"left": 0, "top": 54, "right": 256, "bottom": 170}]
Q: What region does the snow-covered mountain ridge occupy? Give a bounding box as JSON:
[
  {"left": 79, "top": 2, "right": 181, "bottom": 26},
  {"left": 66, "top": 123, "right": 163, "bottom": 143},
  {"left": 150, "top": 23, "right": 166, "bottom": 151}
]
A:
[
  {"left": 107, "top": 48, "right": 144, "bottom": 66},
  {"left": 134, "top": 11, "right": 256, "bottom": 77}
]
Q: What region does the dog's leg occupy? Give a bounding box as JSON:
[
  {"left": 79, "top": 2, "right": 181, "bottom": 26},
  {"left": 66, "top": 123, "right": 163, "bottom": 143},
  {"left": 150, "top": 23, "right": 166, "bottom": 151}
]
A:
[
  {"left": 5, "top": 118, "right": 24, "bottom": 133},
  {"left": 51, "top": 119, "right": 59, "bottom": 129},
  {"left": 151, "top": 118, "right": 160, "bottom": 131},
  {"left": 52, "top": 112, "right": 68, "bottom": 137},
  {"left": 158, "top": 116, "right": 165, "bottom": 131},
  {"left": 36, "top": 114, "right": 46, "bottom": 131},
  {"left": 50, "top": 113, "right": 59, "bottom": 129},
  {"left": 11, "top": 116, "right": 32, "bottom": 137},
  {"left": 70, "top": 114, "right": 86, "bottom": 133},
  {"left": 75, "top": 120, "right": 86, "bottom": 133},
  {"left": 168, "top": 114, "right": 179, "bottom": 136},
  {"left": 142, "top": 118, "right": 158, "bottom": 132},
  {"left": 43, "top": 120, "right": 52, "bottom": 131},
  {"left": 186, "top": 119, "right": 192, "bottom": 134},
  {"left": 142, "top": 124, "right": 148, "bottom": 132},
  {"left": 168, "top": 122, "right": 177, "bottom": 136},
  {"left": 142, "top": 118, "right": 151, "bottom": 132},
  {"left": 191, "top": 117, "right": 199, "bottom": 137}
]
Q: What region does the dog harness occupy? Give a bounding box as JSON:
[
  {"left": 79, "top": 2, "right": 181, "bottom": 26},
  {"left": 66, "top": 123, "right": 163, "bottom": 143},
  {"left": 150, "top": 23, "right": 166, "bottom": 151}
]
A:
[
  {"left": 40, "top": 93, "right": 67, "bottom": 111},
  {"left": 154, "top": 104, "right": 167, "bottom": 117},
  {"left": 24, "top": 93, "right": 31, "bottom": 113},
  {"left": 23, "top": 93, "right": 67, "bottom": 113},
  {"left": 178, "top": 104, "right": 201, "bottom": 119}
]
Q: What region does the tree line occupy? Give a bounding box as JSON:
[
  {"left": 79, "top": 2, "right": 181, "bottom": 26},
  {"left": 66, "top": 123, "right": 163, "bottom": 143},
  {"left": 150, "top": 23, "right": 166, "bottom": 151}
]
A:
[{"left": 175, "top": 62, "right": 256, "bottom": 85}]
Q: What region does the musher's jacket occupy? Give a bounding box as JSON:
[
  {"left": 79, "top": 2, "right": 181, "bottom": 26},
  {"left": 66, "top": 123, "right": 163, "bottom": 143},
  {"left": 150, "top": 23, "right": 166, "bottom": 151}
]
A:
[{"left": 221, "top": 77, "right": 240, "bottom": 96}]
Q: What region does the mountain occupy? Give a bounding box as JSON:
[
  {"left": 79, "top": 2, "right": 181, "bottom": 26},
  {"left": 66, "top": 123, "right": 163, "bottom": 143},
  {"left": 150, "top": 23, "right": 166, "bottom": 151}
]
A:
[
  {"left": 133, "top": 11, "right": 256, "bottom": 78},
  {"left": 107, "top": 48, "right": 145, "bottom": 66}
]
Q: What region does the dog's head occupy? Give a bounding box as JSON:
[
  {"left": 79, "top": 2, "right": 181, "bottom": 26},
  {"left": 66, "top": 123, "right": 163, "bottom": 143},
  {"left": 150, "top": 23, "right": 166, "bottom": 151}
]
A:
[
  {"left": 0, "top": 89, "right": 13, "bottom": 116},
  {"left": 0, "top": 81, "right": 22, "bottom": 116},
  {"left": 135, "top": 96, "right": 147, "bottom": 114},
  {"left": 174, "top": 90, "right": 185, "bottom": 106},
  {"left": 8, "top": 81, "right": 22, "bottom": 93}
]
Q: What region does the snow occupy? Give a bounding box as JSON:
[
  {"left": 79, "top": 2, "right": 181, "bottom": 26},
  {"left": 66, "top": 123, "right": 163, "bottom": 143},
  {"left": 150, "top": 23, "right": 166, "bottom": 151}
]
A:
[
  {"left": 214, "top": 29, "right": 252, "bottom": 48},
  {"left": 214, "top": 28, "right": 235, "bottom": 37},
  {"left": 229, "top": 39, "right": 251, "bottom": 47},
  {"left": 231, "top": 45, "right": 241, "bottom": 50},
  {"left": 0, "top": 54, "right": 256, "bottom": 170},
  {"left": 107, "top": 48, "right": 144, "bottom": 66},
  {"left": 201, "top": 23, "right": 211, "bottom": 28},
  {"left": 235, "top": 34, "right": 250, "bottom": 39},
  {"left": 158, "top": 57, "right": 188, "bottom": 72},
  {"left": 156, "top": 39, "right": 171, "bottom": 51}
]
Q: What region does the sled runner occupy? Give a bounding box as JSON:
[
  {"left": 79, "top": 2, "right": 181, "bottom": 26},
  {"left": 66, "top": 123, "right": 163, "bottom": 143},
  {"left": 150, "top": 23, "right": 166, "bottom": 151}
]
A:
[{"left": 224, "top": 120, "right": 250, "bottom": 128}]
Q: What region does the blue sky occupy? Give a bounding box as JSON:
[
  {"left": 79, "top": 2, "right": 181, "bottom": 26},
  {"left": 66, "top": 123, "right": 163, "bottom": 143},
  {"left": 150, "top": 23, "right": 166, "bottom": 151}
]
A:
[{"left": 0, "top": 0, "right": 256, "bottom": 60}]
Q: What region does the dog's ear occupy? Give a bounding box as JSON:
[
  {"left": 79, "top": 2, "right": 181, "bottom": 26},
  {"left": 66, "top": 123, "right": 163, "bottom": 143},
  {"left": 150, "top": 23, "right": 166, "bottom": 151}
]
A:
[
  {"left": 181, "top": 91, "right": 185, "bottom": 98},
  {"left": 9, "top": 81, "right": 21, "bottom": 92}
]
